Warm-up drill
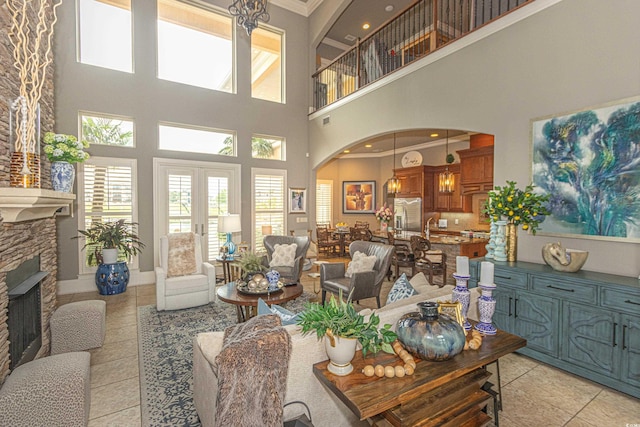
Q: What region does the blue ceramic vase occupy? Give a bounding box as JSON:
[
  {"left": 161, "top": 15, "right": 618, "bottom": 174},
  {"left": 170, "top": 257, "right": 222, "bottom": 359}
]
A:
[
  {"left": 396, "top": 301, "right": 466, "bottom": 361},
  {"left": 51, "top": 161, "right": 75, "bottom": 193}
]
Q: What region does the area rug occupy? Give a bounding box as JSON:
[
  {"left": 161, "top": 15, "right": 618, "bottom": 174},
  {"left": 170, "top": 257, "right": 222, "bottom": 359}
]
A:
[{"left": 137, "top": 293, "right": 314, "bottom": 427}]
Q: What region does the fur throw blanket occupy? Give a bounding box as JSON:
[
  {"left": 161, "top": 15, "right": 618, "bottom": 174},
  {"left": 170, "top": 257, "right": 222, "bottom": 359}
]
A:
[{"left": 213, "top": 314, "right": 292, "bottom": 426}]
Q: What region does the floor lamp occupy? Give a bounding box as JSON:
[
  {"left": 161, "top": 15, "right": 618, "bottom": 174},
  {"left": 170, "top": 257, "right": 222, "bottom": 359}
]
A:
[{"left": 219, "top": 214, "right": 241, "bottom": 257}]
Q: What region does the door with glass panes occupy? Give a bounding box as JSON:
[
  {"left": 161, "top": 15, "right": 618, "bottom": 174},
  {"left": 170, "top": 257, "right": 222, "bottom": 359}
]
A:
[{"left": 155, "top": 160, "right": 240, "bottom": 263}]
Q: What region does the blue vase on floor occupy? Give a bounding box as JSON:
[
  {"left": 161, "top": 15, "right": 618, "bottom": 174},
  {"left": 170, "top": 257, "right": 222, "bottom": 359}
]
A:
[
  {"left": 95, "top": 262, "right": 130, "bottom": 295},
  {"left": 51, "top": 161, "right": 75, "bottom": 193}
]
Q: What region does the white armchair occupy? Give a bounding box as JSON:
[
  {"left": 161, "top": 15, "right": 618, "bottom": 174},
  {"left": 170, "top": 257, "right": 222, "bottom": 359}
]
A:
[{"left": 155, "top": 233, "right": 216, "bottom": 311}]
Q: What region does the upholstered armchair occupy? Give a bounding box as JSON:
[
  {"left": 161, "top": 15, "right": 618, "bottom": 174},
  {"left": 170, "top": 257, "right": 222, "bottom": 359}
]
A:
[
  {"left": 320, "top": 241, "right": 394, "bottom": 308},
  {"left": 155, "top": 232, "right": 216, "bottom": 311},
  {"left": 263, "top": 235, "right": 310, "bottom": 282}
]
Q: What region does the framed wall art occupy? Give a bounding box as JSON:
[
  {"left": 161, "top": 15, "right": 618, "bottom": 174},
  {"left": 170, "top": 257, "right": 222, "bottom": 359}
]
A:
[
  {"left": 288, "top": 187, "right": 307, "bottom": 214},
  {"left": 343, "top": 181, "right": 376, "bottom": 214},
  {"left": 531, "top": 96, "right": 640, "bottom": 243}
]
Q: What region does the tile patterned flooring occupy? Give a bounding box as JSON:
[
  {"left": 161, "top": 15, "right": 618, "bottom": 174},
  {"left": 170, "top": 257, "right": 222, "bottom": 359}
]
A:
[{"left": 56, "top": 269, "right": 640, "bottom": 427}]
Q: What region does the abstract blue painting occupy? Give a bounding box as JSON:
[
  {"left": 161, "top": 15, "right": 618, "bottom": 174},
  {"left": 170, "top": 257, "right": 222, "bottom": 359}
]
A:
[{"left": 531, "top": 96, "right": 640, "bottom": 242}]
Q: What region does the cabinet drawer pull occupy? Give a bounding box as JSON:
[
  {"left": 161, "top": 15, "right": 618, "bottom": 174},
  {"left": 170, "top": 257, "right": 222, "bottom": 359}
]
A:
[
  {"left": 613, "top": 323, "right": 618, "bottom": 347},
  {"left": 496, "top": 275, "right": 511, "bottom": 280},
  {"left": 624, "top": 299, "right": 640, "bottom": 306},
  {"left": 622, "top": 325, "right": 627, "bottom": 350},
  {"left": 514, "top": 298, "right": 518, "bottom": 319},
  {"left": 508, "top": 297, "right": 513, "bottom": 317},
  {"left": 547, "top": 285, "right": 575, "bottom": 292}
]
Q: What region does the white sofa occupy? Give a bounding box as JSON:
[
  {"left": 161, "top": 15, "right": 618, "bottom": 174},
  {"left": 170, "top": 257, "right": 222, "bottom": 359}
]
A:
[{"left": 193, "top": 273, "right": 480, "bottom": 427}]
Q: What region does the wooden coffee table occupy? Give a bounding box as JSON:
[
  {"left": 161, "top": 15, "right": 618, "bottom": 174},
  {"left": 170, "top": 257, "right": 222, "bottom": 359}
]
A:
[
  {"left": 216, "top": 281, "right": 304, "bottom": 323},
  {"left": 313, "top": 327, "right": 526, "bottom": 426}
]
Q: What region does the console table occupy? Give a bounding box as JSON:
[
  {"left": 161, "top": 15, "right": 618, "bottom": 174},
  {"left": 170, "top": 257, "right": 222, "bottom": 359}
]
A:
[
  {"left": 313, "top": 329, "right": 525, "bottom": 426},
  {"left": 469, "top": 258, "right": 640, "bottom": 399}
]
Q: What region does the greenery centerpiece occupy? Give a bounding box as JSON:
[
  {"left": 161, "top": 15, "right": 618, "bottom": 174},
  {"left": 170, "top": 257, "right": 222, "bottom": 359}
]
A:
[
  {"left": 75, "top": 219, "right": 145, "bottom": 265},
  {"left": 297, "top": 291, "right": 397, "bottom": 361},
  {"left": 237, "top": 252, "right": 267, "bottom": 280},
  {"left": 484, "top": 181, "right": 550, "bottom": 261}
]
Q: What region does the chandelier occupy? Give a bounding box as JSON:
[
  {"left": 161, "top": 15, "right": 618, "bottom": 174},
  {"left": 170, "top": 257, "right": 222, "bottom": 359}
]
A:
[
  {"left": 438, "top": 130, "right": 455, "bottom": 193},
  {"left": 228, "top": 0, "right": 270, "bottom": 36},
  {"left": 387, "top": 133, "right": 401, "bottom": 194}
]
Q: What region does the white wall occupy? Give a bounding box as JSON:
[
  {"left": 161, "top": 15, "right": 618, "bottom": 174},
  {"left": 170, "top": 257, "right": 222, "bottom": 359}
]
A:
[{"left": 308, "top": 0, "right": 640, "bottom": 277}]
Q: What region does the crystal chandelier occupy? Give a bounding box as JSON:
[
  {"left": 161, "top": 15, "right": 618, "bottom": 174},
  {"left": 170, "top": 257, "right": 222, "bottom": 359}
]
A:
[
  {"left": 228, "top": 0, "right": 270, "bottom": 36},
  {"left": 387, "top": 133, "right": 401, "bottom": 194},
  {"left": 439, "top": 131, "right": 455, "bottom": 193}
]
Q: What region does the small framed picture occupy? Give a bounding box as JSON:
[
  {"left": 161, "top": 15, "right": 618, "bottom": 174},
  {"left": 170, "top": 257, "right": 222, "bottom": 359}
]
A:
[
  {"left": 288, "top": 187, "right": 306, "bottom": 214},
  {"left": 437, "top": 301, "right": 464, "bottom": 327},
  {"left": 237, "top": 242, "right": 249, "bottom": 256}
]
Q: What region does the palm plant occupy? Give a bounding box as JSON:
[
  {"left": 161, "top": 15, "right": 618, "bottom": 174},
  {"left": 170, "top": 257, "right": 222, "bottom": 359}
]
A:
[{"left": 75, "top": 219, "right": 145, "bottom": 265}]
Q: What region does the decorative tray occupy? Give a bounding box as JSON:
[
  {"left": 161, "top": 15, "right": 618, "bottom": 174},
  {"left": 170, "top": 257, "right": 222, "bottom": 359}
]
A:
[{"left": 236, "top": 281, "right": 284, "bottom": 295}]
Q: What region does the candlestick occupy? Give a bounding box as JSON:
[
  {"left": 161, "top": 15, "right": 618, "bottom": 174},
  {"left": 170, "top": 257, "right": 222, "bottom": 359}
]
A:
[
  {"left": 456, "top": 256, "right": 469, "bottom": 276},
  {"left": 452, "top": 273, "right": 472, "bottom": 331},
  {"left": 480, "top": 261, "right": 494, "bottom": 285}
]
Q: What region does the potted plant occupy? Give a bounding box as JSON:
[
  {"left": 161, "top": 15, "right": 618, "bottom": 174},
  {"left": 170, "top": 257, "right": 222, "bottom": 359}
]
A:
[
  {"left": 75, "top": 219, "right": 145, "bottom": 265},
  {"left": 237, "top": 252, "right": 267, "bottom": 280},
  {"left": 297, "top": 291, "right": 397, "bottom": 376}
]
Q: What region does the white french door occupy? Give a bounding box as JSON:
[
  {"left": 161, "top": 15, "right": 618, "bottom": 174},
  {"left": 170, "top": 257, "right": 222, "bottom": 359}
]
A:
[{"left": 154, "top": 159, "right": 241, "bottom": 263}]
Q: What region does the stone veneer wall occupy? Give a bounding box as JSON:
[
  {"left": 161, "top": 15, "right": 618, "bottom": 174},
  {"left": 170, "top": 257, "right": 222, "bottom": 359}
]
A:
[{"left": 0, "top": 0, "right": 57, "bottom": 385}]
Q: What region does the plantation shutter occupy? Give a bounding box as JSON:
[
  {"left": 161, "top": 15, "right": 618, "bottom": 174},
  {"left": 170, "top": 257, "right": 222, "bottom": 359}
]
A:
[
  {"left": 316, "top": 179, "right": 333, "bottom": 225},
  {"left": 253, "top": 170, "right": 285, "bottom": 252}
]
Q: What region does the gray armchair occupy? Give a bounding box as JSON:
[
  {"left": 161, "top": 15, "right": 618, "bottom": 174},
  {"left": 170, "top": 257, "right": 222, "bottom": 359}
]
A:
[
  {"left": 263, "top": 235, "right": 310, "bottom": 282},
  {"left": 321, "top": 241, "right": 394, "bottom": 308}
]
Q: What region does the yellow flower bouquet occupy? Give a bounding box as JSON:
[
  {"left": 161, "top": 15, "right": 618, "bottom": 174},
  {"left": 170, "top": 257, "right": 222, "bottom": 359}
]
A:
[{"left": 484, "top": 181, "right": 550, "bottom": 234}]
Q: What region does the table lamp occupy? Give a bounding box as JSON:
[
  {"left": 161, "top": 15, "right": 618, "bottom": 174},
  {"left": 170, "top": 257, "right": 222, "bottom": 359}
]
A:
[{"left": 219, "top": 214, "right": 241, "bottom": 256}]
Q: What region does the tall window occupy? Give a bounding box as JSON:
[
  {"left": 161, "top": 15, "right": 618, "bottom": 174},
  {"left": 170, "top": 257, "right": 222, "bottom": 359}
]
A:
[
  {"left": 78, "top": 0, "right": 132, "bottom": 72},
  {"left": 251, "top": 135, "right": 285, "bottom": 160},
  {"left": 316, "top": 180, "right": 333, "bottom": 225},
  {"left": 159, "top": 123, "right": 235, "bottom": 156},
  {"left": 77, "top": 157, "right": 137, "bottom": 274},
  {"left": 252, "top": 26, "right": 284, "bottom": 103},
  {"left": 80, "top": 112, "right": 134, "bottom": 147},
  {"left": 157, "top": 0, "right": 233, "bottom": 92},
  {"left": 253, "top": 168, "right": 286, "bottom": 252}
]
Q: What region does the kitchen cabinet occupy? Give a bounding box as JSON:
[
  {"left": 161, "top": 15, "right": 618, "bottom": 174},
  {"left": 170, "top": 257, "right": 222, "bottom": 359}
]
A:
[
  {"left": 393, "top": 166, "right": 434, "bottom": 213},
  {"left": 458, "top": 146, "right": 494, "bottom": 194},
  {"left": 431, "top": 164, "right": 471, "bottom": 212},
  {"left": 469, "top": 259, "right": 640, "bottom": 398}
]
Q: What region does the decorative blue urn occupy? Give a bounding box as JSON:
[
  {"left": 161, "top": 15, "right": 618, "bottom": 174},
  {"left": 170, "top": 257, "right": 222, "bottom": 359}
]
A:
[
  {"left": 95, "top": 262, "right": 130, "bottom": 295},
  {"left": 396, "top": 301, "right": 466, "bottom": 361},
  {"left": 51, "top": 161, "right": 75, "bottom": 193}
]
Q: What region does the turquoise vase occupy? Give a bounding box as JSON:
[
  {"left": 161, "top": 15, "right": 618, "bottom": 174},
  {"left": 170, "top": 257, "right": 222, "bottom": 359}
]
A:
[
  {"left": 95, "top": 262, "right": 130, "bottom": 295},
  {"left": 396, "top": 301, "right": 466, "bottom": 361}
]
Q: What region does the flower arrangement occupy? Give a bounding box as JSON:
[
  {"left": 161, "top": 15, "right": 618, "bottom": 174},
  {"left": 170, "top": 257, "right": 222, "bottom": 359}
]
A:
[
  {"left": 374, "top": 204, "right": 393, "bottom": 223},
  {"left": 43, "top": 132, "right": 90, "bottom": 163},
  {"left": 484, "top": 181, "right": 550, "bottom": 234}
]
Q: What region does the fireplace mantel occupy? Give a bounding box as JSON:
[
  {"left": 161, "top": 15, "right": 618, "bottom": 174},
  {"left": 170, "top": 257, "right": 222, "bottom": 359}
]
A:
[{"left": 0, "top": 188, "right": 75, "bottom": 223}]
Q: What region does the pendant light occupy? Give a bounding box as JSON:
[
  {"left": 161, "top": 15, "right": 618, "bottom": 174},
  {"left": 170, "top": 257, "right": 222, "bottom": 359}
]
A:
[
  {"left": 439, "top": 130, "right": 455, "bottom": 193},
  {"left": 387, "top": 133, "right": 401, "bottom": 194}
]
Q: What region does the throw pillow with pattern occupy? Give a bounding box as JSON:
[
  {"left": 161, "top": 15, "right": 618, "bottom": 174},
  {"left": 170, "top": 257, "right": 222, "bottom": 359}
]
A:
[
  {"left": 345, "top": 250, "right": 377, "bottom": 278},
  {"left": 385, "top": 273, "right": 418, "bottom": 305},
  {"left": 269, "top": 243, "right": 298, "bottom": 267},
  {"left": 257, "top": 298, "right": 301, "bottom": 326}
]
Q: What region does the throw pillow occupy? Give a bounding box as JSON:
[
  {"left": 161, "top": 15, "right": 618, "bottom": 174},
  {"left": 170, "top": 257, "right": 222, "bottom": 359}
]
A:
[
  {"left": 385, "top": 273, "right": 418, "bottom": 305},
  {"left": 269, "top": 243, "right": 298, "bottom": 268},
  {"left": 257, "top": 298, "right": 301, "bottom": 326},
  {"left": 166, "top": 232, "right": 197, "bottom": 277},
  {"left": 345, "top": 251, "right": 377, "bottom": 278}
]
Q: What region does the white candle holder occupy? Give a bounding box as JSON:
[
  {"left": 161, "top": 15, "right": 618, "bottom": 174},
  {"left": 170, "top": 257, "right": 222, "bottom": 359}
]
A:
[
  {"left": 452, "top": 273, "right": 472, "bottom": 331},
  {"left": 475, "top": 282, "right": 497, "bottom": 335}
]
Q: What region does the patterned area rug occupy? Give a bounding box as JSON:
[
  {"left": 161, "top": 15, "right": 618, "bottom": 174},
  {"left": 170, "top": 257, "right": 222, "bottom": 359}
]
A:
[{"left": 137, "top": 293, "right": 314, "bottom": 427}]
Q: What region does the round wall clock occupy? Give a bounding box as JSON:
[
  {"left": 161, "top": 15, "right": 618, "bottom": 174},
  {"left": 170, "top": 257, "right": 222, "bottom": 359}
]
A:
[{"left": 401, "top": 151, "right": 423, "bottom": 167}]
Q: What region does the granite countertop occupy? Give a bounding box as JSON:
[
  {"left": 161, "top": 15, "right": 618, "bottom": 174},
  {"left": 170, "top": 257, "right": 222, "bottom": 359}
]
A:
[{"left": 389, "top": 231, "right": 488, "bottom": 245}]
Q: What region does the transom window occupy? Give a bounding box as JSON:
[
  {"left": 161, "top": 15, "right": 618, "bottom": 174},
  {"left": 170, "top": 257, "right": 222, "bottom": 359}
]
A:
[
  {"left": 80, "top": 112, "right": 134, "bottom": 147},
  {"left": 251, "top": 135, "right": 285, "bottom": 160},
  {"left": 157, "top": 0, "right": 233, "bottom": 92},
  {"left": 159, "top": 123, "right": 235, "bottom": 156},
  {"left": 77, "top": 0, "right": 132, "bottom": 73}
]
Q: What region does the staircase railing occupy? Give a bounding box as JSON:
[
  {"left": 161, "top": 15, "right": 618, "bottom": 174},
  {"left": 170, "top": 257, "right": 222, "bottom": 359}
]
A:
[{"left": 312, "top": 0, "right": 533, "bottom": 112}]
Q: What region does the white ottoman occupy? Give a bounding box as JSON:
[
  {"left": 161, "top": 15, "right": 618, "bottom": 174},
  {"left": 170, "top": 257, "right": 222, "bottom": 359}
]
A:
[{"left": 50, "top": 300, "right": 106, "bottom": 355}]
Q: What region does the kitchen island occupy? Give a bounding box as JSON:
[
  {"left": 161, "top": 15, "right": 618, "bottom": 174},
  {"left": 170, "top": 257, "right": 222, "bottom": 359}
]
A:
[{"left": 373, "top": 231, "right": 488, "bottom": 286}]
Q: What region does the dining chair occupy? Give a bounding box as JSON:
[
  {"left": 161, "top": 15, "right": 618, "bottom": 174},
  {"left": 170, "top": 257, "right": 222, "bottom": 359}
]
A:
[
  {"left": 387, "top": 232, "right": 415, "bottom": 280},
  {"left": 410, "top": 235, "right": 447, "bottom": 287},
  {"left": 316, "top": 227, "right": 339, "bottom": 257}
]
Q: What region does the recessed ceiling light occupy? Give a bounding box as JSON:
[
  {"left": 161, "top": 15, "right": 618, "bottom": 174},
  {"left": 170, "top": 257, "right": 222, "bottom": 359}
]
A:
[
  {"left": 343, "top": 149, "right": 350, "bottom": 153},
  {"left": 431, "top": 133, "right": 439, "bottom": 137},
  {"left": 362, "top": 23, "right": 370, "bottom": 30},
  {"left": 385, "top": 5, "right": 394, "bottom": 12},
  {"left": 365, "top": 144, "right": 372, "bottom": 148}
]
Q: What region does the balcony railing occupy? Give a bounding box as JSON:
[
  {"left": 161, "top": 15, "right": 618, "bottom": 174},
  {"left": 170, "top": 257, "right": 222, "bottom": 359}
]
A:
[{"left": 312, "top": 0, "right": 533, "bottom": 112}]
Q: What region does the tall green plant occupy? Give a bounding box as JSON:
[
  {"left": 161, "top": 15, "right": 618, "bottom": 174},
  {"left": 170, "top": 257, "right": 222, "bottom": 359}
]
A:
[{"left": 75, "top": 219, "right": 145, "bottom": 265}]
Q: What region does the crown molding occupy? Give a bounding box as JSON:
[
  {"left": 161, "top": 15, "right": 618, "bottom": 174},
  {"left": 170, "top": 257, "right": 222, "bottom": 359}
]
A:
[{"left": 270, "top": 0, "right": 323, "bottom": 17}]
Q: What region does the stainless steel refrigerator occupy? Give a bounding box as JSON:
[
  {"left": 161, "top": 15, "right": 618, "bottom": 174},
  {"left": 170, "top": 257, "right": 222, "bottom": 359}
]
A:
[{"left": 393, "top": 197, "right": 422, "bottom": 232}]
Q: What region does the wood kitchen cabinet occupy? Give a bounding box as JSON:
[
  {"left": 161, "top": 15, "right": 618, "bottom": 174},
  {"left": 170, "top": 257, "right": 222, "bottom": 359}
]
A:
[
  {"left": 431, "top": 164, "right": 471, "bottom": 212},
  {"left": 394, "top": 166, "right": 434, "bottom": 211},
  {"left": 458, "top": 146, "right": 494, "bottom": 194}
]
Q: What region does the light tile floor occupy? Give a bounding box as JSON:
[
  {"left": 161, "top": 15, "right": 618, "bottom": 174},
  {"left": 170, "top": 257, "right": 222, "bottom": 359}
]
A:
[{"left": 56, "top": 265, "right": 640, "bottom": 427}]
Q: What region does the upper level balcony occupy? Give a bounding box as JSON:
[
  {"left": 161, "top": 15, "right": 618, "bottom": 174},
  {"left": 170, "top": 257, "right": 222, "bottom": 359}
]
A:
[{"left": 312, "top": 0, "right": 534, "bottom": 112}]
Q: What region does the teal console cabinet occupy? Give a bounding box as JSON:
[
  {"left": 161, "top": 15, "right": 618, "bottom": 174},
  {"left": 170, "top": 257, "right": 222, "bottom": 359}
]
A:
[{"left": 469, "top": 258, "right": 640, "bottom": 398}]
